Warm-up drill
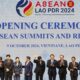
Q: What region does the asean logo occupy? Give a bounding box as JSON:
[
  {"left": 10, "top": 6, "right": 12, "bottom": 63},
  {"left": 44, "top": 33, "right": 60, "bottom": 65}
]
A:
[{"left": 16, "top": 0, "right": 33, "bottom": 17}]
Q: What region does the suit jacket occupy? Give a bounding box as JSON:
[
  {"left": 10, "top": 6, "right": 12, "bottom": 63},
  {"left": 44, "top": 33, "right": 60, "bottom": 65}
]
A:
[
  {"left": 68, "top": 62, "right": 79, "bottom": 77},
  {"left": 34, "top": 59, "right": 45, "bottom": 74},
  {"left": 14, "top": 61, "right": 22, "bottom": 75},
  {"left": 79, "top": 62, "right": 80, "bottom": 74},
  {"left": 0, "top": 61, "right": 4, "bottom": 74},
  {"left": 57, "top": 60, "right": 68, "bottom": 74},
  {"left": 25, "top": 61, "right": 33, "bottom": 76},
  {"left": 4, "top": 59, "right": 14, "bottom": 75},
  {"left": 79, "top": 62, "right": 80, "bottom": 70},
  {"left": 47, "top": 59, "right": 57, "bottom": 75}
]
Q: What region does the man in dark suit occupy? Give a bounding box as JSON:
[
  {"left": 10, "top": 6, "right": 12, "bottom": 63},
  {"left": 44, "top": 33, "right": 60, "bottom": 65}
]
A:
[
  {"left": 57, "top": 55, "right": 68, "bottom": 80},
  {"left": 0, "top": 57, "right": 4, "bottom": 80},
  {"left": 47, "top": 54, "right": 57, "bottom": 80},
  {"left": 79, "top": 61, "right": 80, "bottom": 74},
  {"left": 68, "top": 56, "right": 79, "bottom": 80},
  {"left": 34, "top": 56, "right": 45, "bottom": 80},
  {"left": 4, "top": 54, "right": 14, "bottom": 80},
  {"left": 24, "top": 56, "right": 33, "bottom": 80},
  {"left": 14, "top": 57, "right": 22, "bottom": 80}
]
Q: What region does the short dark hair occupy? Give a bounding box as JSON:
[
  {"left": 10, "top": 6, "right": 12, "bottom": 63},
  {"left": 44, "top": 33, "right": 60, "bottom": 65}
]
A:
[
  {"left": 60, "top": 54, "right": 64, "bottom": 57},
  {"left": 72, "top": 56, "right": 76, "bottom": 59},
  {"left": 26, "top": 56, "right": 31, "bottom": 60},
  {"left": 38, "top": 56, "right": 42, "bottom": 60},
  {"left": 6, "top": 54, "right": 11, "bottom": 57},
  {"left": 50, "top": 54, "right": 55, "bottom": 57},
  {"left": 15, "top": 57, "right": 19, "bottom": 59}
]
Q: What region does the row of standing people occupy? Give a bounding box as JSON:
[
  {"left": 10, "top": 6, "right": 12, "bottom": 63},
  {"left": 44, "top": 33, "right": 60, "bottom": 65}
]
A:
[
  {"left": 0, "top": 54, "right": 80, "bottom": 80},
  {"left": 0, "top": 54, "right": 33, "bottom": 80},
  {"left": 34, "top": 54, "right": 79, "bottom": 80}
]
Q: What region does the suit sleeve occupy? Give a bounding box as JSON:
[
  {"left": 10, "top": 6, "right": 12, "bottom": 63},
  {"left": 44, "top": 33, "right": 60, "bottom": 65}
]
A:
[
  {"left": 28, "top": 62, "right": 33, "bottom": 74},
  {"left": 68, "top": 62, "right": 71, "bottom": 71},
  {"left": 43, "top": 61, "right": 45, "bottom": 73},
  {"left": 47, "top": 60, "right": 50, "bottom": 68},
  {"left": 77, "top": 62, "right": 79, "bottom": 70},
  {"left": 63, "top": 60, "right": 68, "bottom": 68},
  {"left": 78, "top": 62, "right": 80, "bottom": 74},
  {"left": 19, "top": 63, "right": 22, "bottom": 74},
  {"left": 34, "top": 59, "right": 38, "bottom": 63}
]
